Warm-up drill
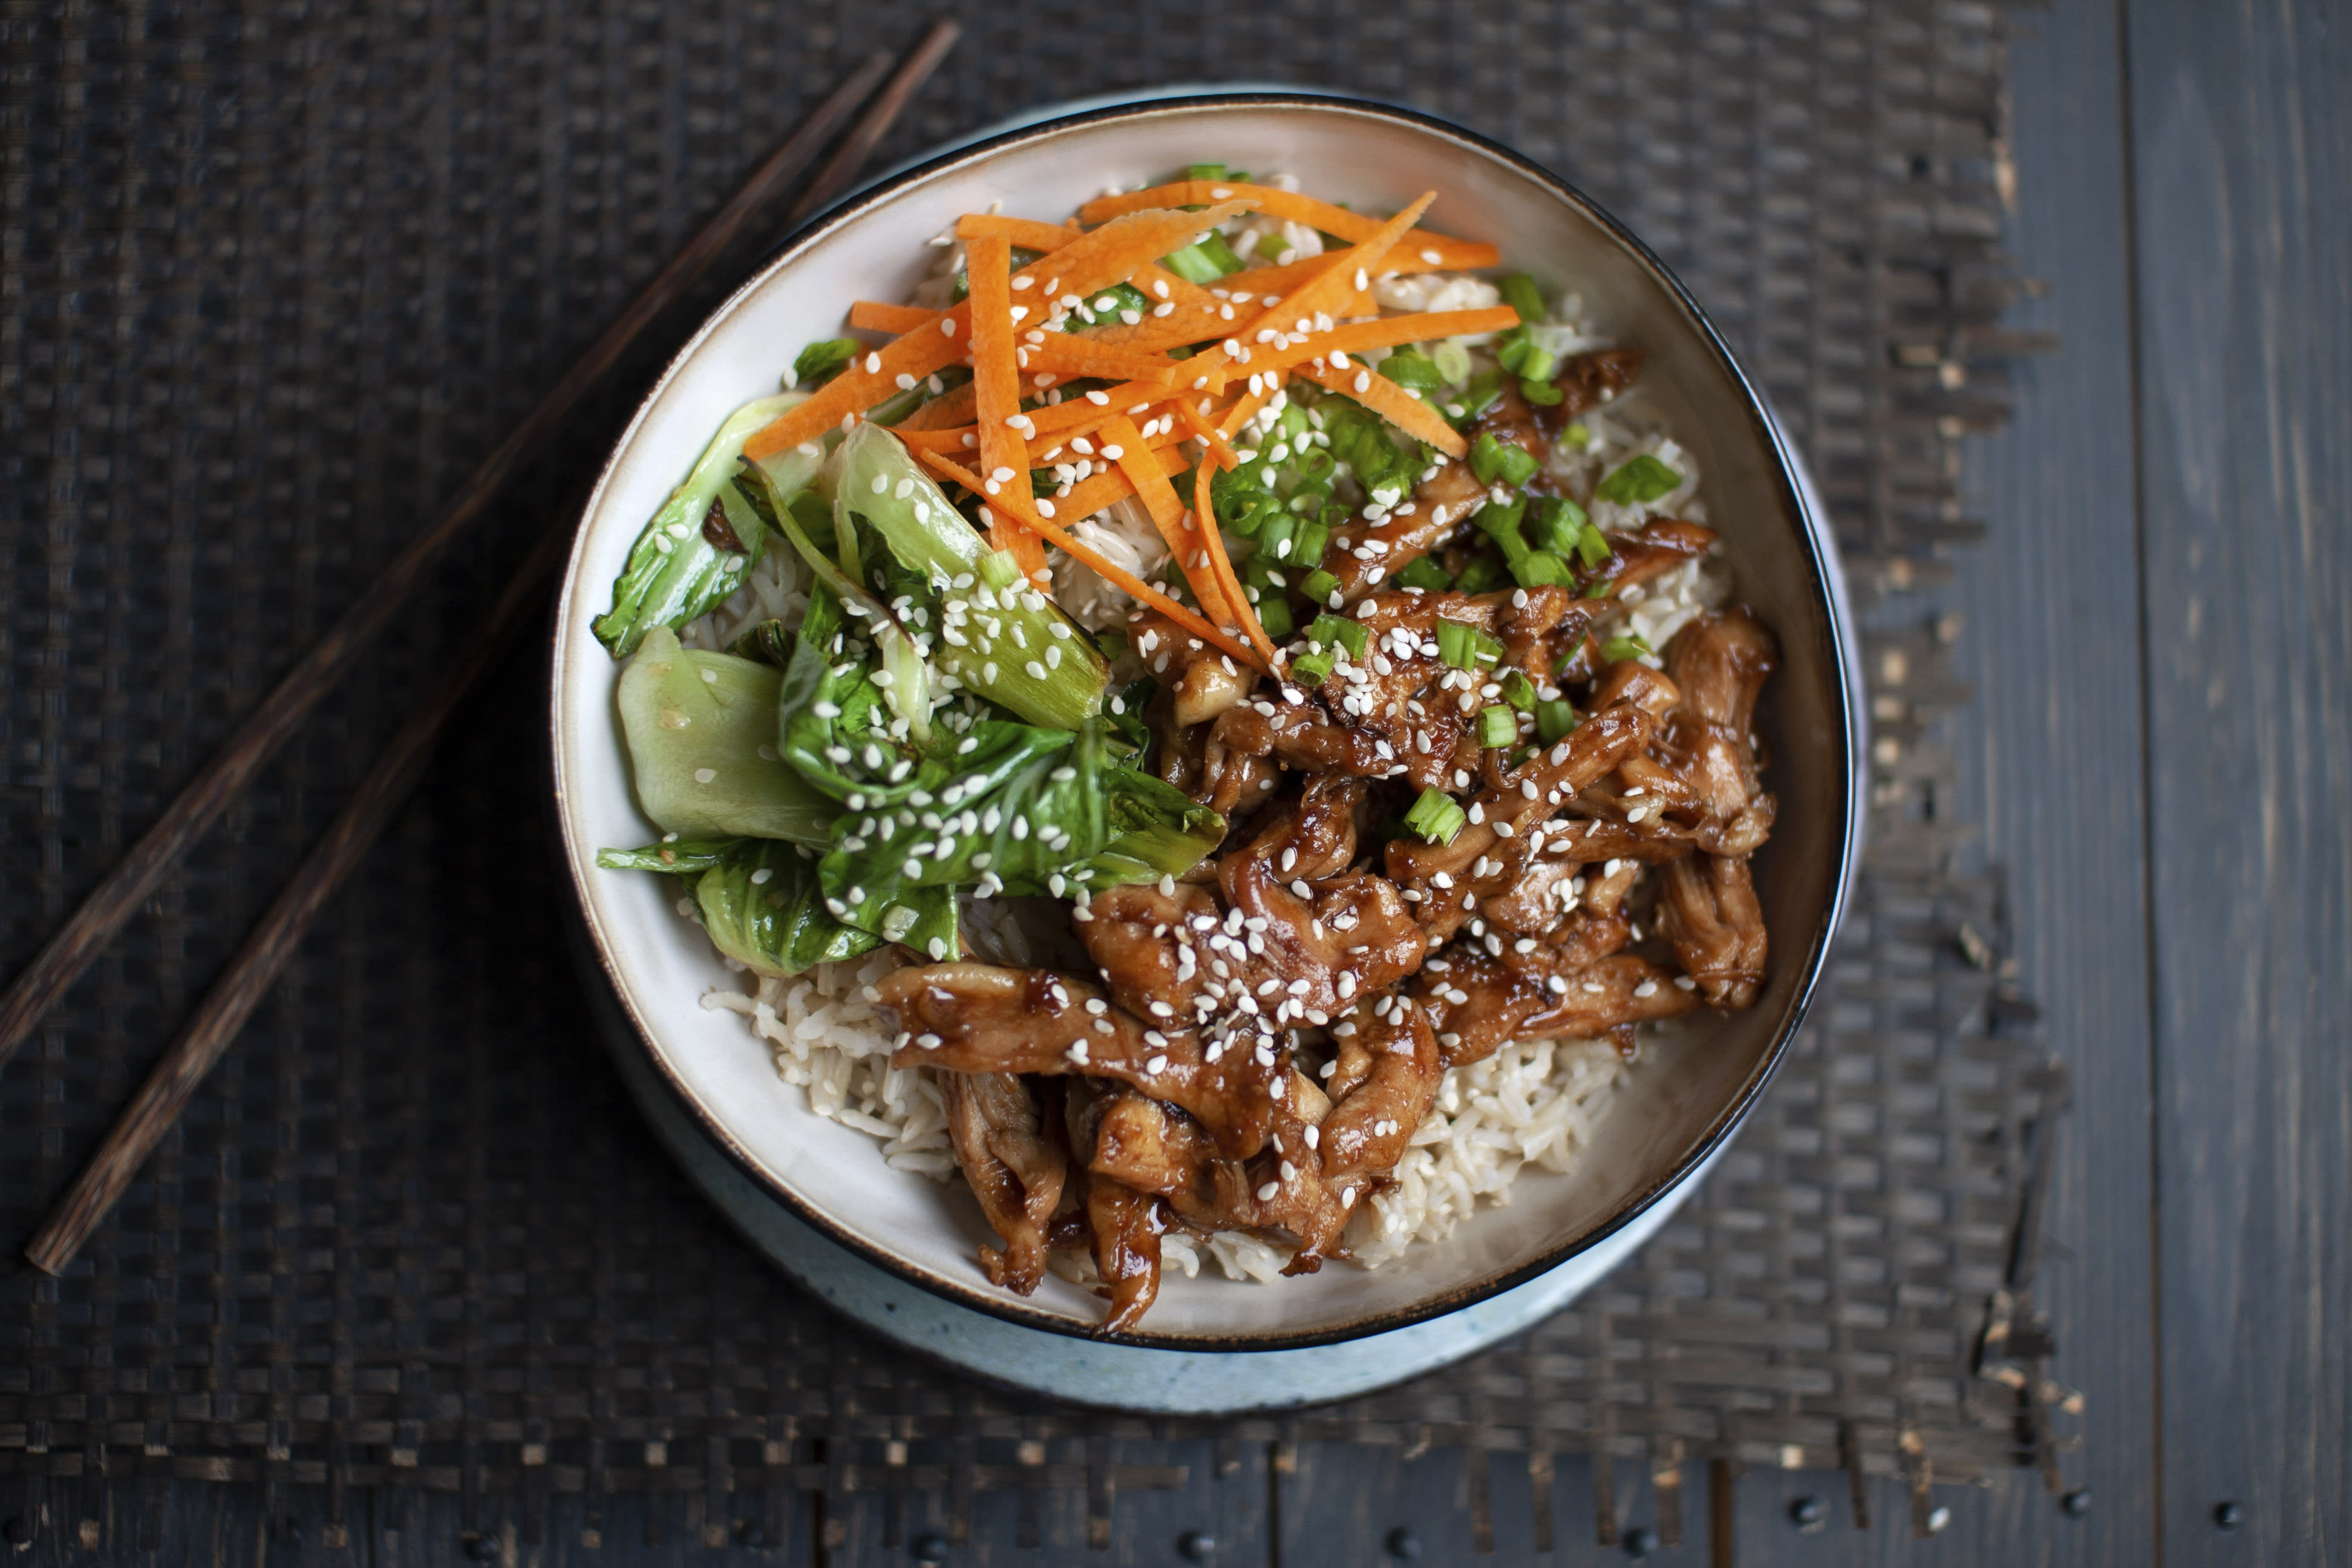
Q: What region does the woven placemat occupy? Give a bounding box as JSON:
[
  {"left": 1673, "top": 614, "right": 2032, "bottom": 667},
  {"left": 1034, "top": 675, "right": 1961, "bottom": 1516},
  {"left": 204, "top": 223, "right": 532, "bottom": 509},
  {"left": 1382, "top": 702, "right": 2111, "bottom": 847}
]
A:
[{"left": 0, "top": 0, "right": 2068, "bottom": 1553}]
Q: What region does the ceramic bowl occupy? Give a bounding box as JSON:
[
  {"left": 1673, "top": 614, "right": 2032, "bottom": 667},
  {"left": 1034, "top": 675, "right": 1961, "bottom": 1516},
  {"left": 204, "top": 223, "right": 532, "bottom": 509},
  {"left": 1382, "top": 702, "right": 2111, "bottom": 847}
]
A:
[{"left": 551, "top": 94, "right": 1863, "bottom": 1354}]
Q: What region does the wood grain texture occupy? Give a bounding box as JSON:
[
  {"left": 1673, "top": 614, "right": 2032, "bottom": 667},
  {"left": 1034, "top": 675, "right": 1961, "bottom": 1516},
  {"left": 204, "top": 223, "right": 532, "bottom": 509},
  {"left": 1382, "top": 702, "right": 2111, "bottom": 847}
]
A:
[
  {"left": 2126, "top": 0, "right": 2352, "bottom": 1561},
  {"left": 1939, "top": 0, "right": 2164, "bottom": 1563}
]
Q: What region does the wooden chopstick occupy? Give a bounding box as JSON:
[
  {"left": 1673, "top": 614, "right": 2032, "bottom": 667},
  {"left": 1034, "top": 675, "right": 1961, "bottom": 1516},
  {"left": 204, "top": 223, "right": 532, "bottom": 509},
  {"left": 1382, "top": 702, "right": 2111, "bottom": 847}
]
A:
[{"left": 22, "top": 20, "right": 960, "bottom": 1275}]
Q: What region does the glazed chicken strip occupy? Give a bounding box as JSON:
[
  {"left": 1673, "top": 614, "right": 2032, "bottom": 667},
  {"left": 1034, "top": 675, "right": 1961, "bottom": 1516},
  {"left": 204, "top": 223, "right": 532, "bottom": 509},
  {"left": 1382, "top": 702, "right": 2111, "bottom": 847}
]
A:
[
  {"left": 1656, "top": 853, "right": 1769, "bottom": 1008},
  {"left": 1383, "top": 701, "right": 1655, "bottom": 946},
  {"left": 1531, "top": 347, "right": 1645, "bottom": 436},
  {"left": 875, "top": 964, "right": 1281, "bottom": 1158},
  {"left": 1418, "top": 950, "right": 1698, "bottom": 1068},
  {"left": 1080, "top": 1087, "right": 1222, "bottom": 1226},
  {"left": 1063, "top": 1082, "right": 1165, "bottom": 1334},
  {"left": 938, "top": 1071, "right": 1065, "bottom": 1296},
  {"left": 1210, "top": 587, "right": 1599, "bottom": 794},
  {"left": 1661, "top": 607, "right": 1780, "bottom": 856},
  {"left": 1319, "top": 381, "right": 1553, "bottom": 603},
  {"left": 1131, "top": 610, "right": 1259, "bottom": 729},
  {"left": 1319, "top": 993, "right": 1443, "bottom": 1179},
  {"left": 1081, "top": 777, "right": 1423, "bottom": 1056}
]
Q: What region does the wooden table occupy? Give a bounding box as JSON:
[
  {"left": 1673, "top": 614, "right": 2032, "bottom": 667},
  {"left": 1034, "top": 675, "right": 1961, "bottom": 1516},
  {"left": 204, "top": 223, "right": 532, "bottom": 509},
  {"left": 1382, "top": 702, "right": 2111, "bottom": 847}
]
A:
[{"left": 17, "top": 1, "right": 2342, "bottom": 1563}]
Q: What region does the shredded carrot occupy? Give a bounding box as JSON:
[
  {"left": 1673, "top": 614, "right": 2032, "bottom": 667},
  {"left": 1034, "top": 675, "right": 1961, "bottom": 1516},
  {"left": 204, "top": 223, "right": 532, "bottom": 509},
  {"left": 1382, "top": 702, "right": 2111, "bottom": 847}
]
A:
[
  {"left": 1295, "top": 357, "right": 1465, "bottom": 456},
  {"left": 1017, "top": 335, "right": 1181, "bottom": 387},
  {"left": 955, "top": 213, "right": 1084, "bottom": 252},
  {"left": 894, "top": 381, "right": 976, "bottom": 431},
  {"left": 1076, "top": 182, "right": 1494, "bottom": 270},
  {"left": 745, "top": 201, "right": 1257, "bottom": 461},
  {"left": 847, "top": 299, "right": 936, "bottom": 333},
  {"left": 1186, "top": 447, "right": 1276, "bottom": 668},
  {"left": 1236, "top": 192, "right": 1434, "bottom": 345},
  {"left": 917, "top": 448, "right": 1259, "bottom": 667},
  {"left": 1249, "top": 305, "right": 1521, "bottom": 377},
  {"left": 1100, "top": 413, "right": 1232, "bottom": 626},
  {"left": 963, "top": 232, "right": 1048, "bottom": 583},
  {"left": 1023, "top": 381, "right": 1194, "bottom": 439},
  {"left": 1052, "top": 440, "right": 1187, "bottom": 519},
  {"left": 1175, "top": 397, "right": 1241, "bottom": 469},
  {"left": 1235, "top": 246, "right": 1475, "bottom": 296}
]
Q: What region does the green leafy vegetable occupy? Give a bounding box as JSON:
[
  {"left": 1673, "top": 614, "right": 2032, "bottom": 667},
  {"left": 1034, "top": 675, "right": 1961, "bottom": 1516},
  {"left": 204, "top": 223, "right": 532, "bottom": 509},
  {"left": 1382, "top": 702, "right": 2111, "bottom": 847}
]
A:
[
  {"left": 596, "top": 838, "right": 740, "bottom": 875},
  {"left": 827, "top": 423, "right": 1107, "bottom": 732},
  {"left": 1403, "top": 788, "right": 1467, "bottom": 846},
  {"left": 696, "top": 838, "right": 883, "bottom": 976},
  {"left": 1595, "top": 453, "right": 1685, "bottom": 505},
  {"left": 793, "top": 339, "right": 863, "bottom": 388},
  {"left": 593, "top": 394, "right": 809, "bottom": 657},
  {"left": 616, "top": 626, "right": 838, "bottom": 845}
]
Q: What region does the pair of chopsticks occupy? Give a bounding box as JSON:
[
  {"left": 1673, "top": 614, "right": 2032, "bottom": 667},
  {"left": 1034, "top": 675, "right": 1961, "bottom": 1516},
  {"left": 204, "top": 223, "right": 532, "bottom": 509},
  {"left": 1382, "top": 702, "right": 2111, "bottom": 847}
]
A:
[{"left": 12, "top": 21, "right": 961, "bottom": 1276}]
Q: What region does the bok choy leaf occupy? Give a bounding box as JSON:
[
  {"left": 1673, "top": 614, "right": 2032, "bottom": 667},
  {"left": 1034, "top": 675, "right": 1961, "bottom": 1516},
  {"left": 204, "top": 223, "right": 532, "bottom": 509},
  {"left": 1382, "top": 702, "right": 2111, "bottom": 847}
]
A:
[
  {"left": 693, "top": 838, "right": 882, "bottom": 976},
  {"left": 593, "top": 394, "right": 817, "bottom": 657},
  {"left": 616, "top": 626, "right": 836, "bottom": 844}
]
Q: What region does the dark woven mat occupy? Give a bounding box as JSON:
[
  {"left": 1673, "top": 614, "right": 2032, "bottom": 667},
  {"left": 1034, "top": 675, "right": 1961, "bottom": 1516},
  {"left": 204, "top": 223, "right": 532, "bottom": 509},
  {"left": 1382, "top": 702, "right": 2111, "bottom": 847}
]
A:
[{"left": 0, "top": 0, "right": 2069, "bottom": 1552}]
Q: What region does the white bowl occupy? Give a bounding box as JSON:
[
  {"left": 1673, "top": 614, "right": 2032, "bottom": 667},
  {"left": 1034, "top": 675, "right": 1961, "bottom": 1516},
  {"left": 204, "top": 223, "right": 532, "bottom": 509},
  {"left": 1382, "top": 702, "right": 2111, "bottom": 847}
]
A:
[{"left": 552, "top": 94, "right": 1863, "bottom": 1360}]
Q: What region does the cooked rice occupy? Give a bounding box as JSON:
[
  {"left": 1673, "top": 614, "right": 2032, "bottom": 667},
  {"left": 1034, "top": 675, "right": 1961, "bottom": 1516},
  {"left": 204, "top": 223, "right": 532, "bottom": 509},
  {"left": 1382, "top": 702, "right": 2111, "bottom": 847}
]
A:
[{"left": 673, "top": 211, "right": 1731, "bottom": 1282}]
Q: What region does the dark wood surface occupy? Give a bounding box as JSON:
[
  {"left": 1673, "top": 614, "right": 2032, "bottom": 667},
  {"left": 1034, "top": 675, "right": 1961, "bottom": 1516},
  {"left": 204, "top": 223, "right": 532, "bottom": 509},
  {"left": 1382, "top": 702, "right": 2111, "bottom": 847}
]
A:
[{"left": 8, "top": 1, "right": 2341, "bottom": 1563}]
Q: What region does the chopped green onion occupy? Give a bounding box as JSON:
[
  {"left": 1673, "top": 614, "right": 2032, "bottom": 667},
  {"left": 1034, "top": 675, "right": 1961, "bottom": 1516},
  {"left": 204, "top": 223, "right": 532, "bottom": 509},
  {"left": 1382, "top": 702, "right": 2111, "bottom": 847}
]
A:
[
  {"left": 1160, "top": 244, "right": 1225, "bottom": 286},
  {"left": 1403, "top": 787, "right": 1468, "bottom": 846},
  {"left": 1436, "top": 619, "right": 1504, "bottom": 670},
  {"left": 1256, "top": 593, "right": 1295, "bottom": 638},
  {"left": 1475, "top": 705, "right": 1517, "bottom": 748},
  {"left": 1186, "top": 162, "right": 1229, "bottom": 181},
  {"left": 1454, "top": 554, "right": 1512, "bottom": 595},
  {"left": 1290, "top": 648, "right": 1335, "bottom": 687},
  {"left": 1430, "top": 339, "right": 1473, "bottom": 385},
  {"left": 1520, "top": 377, "right": 1565, "bottom": 406},
  {"left": 1563, "top": 422, "right": 1592, "bottom": 449},
  {"left": 1392, "top": 554, "right": 1453, "bottom": 592},
  {"left": 1576, "top": 522, "right": 1612, "bottom": 569},
  {"left": 1501, "top": 671, "right": 1539, "bottom": 710},
  {"left": 1499, "top": 273, "right": 1546, "bottom": 324},
  {"left": 1255, "top": 232, "right": 1292, "bottom": 263},
  {"left": 1308, "top": 613, "right": 1369, "bottom": 660},
  {"left": 1528, "top": 496, "right": 1585, "bottom": 555},
  {"left": 1194, "top": 230, "right": 1247, "bottom": 276},
  {"left": 1595, "top": 453, "right": 1685, "bottom": 505},
  {"left": 1380, "top": 350, "right": 1446, "bottom": 394},
  {"left": 1535, "top": 697, "right": 1579, "bottom": 743},
  {"left": 1601, "top": 633, "right": 1654, "bottom": 662},
  {"left": 1474, "top": 497, "right": 1529, "bottom": 561},
  {"left": 1301, "top": 567, "right": 1344, "bottom": 604},
  {"left": 1511, "top": 550, "right": 1572, "bottom": 588},
  {"left": 1497, "top": 335, "right": 1557, "bottom": 383},
  {"left": 1469, "top": 431, "right": 1540, "bottom": 489},
  {"left": 1454, "top": 370, "right": 1506, "bottom": 426}
]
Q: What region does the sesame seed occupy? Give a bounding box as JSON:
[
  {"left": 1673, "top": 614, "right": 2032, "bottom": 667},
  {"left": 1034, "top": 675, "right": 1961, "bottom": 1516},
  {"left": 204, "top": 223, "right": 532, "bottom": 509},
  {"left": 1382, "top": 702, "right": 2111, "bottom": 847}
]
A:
[{"left": 693, "top": 768, "right": 716, "bottom": 783}]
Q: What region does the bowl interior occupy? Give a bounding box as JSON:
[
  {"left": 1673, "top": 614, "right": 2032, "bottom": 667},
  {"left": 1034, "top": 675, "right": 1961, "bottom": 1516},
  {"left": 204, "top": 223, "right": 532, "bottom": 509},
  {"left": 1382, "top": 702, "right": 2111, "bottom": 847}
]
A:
[{"left": 552, "top": 99, "right": 1857, "bottom": 1348}]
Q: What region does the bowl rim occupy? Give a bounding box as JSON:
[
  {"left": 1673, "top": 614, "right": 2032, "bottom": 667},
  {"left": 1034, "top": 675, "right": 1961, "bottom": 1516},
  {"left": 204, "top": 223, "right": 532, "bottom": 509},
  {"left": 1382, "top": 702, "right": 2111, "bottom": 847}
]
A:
[{"left": 551, "top": 90, "right": 1864, "bottom": 1353}]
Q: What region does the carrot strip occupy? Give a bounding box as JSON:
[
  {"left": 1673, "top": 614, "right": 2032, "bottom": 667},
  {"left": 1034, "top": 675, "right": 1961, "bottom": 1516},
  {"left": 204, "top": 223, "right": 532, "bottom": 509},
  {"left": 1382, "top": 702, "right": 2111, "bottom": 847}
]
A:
[
  {"left": 956, "top": 213, "right": 1084, "bottom": 252},
  {"left": 1024, "top": 381, "right": 1196, "bottom": 439},
  {"left": 895, "top": 381, "right": 976, "bottom": 431},
  {"left": 892, "top": 425, "right": 979, "bottom": 453},
  {"left": 745, "top": 201, "right": 1258, "bottom": 461},
  {"left": 964, "top": 232, "right": 1048, "bottom": 583},
  {"left": 1051, "top": 440, "right": 1187, "bottom": 520},
  {"left": 1295, "top": 358, "right": 1466, "bottom": 456},
  {"left": 917, "top": 449, "right": 1259, "bottom": 667},
  {"left": 1100, "top": 414, "right": 1232, "bottom": 626},
  {"left": 1237, "top": 192, "right": 1433, "bottom": 347},
  {"left": 848, "top": 299, "right": 936, "bottom": 333},
  {"left": 1233, "top": 246, "right": 1483, "bottom": 296},
  {"left": 1184, "top": 442, "right": 1276, "bottom": 668},
  {"left": 1175, "top": 397, "right": 1241, "bottom": 469},
  {"left": 1249, "top": 305, "right": 1522, "bottom": 377},
  {"left": 1076, "top": 183, "right": 1492, "bottom": 270},
  {"left": 1018, "top": 334, "right": 1181, "bottom": 387}
]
